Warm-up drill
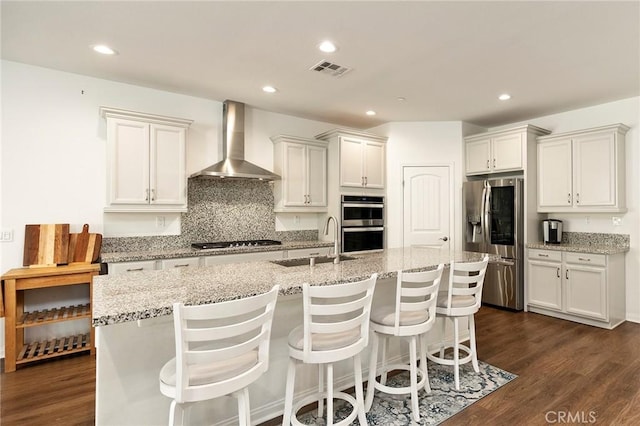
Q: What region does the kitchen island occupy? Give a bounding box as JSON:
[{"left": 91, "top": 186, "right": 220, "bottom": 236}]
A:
[{"left": 93, "top": 247, "right": 491, "bottom": 425}]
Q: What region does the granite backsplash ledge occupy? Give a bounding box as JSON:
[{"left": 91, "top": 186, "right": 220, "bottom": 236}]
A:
[
  {"left": 103, "top": 178, "right": 320, "bottom": 253},
  {"left": 562, "top": 232, "right": 629, "bottom": 248}
]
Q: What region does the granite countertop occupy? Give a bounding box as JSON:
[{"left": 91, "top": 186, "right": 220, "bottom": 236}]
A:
[
  {"left": 93, "top": 247, "right": 493, "bottom": 326},
  {"left": 101, "top": 240, "right": 334, "bottom": 263},
  {"left": 526, "top": 242, "right": 629, "bottom": 255}
]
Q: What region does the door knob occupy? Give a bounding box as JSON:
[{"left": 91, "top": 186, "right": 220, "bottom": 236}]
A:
[{"left": 439, "top": 236, "right": 449, "bottom": 241}]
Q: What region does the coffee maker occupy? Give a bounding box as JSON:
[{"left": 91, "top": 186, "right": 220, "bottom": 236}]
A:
[{"left": 542, "top": 219, "right": 563, "bottom": 244}]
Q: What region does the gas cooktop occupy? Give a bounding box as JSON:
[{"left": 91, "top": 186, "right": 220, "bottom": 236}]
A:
[{"left": 191, "top": 240, "right": 282, "bottom": 250}]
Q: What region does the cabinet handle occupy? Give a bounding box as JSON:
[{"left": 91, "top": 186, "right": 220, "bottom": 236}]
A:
[
  {"left": 126, "top": 267, "right": 144, "bottom": 272},
  {"left": 173, "top": 264, "right": 189, "bottom": 268},
  {"left": 566, "top": 269, "right": 569, "bottom": 279},
  {"left": 578, "top": 257, "right": 591, "bottom": 262},
  {"left": 487, "top": 159, "right": 490, "bottom": 169},
  {"left": 567, "top": 193, "right": 571, "bottom": 204},
  {"left": 576, "top": 193, "right": 580, "bottom": 204},
  {"left": 557, "top": 267, "right": 560, "bottom": 278},
  {"left": 364, "top": 176, "right": 368, "bottom": 186},
  {"left": 493, "top": 158, "right": 496, "bottom": 168},
  {"left": 145, "top": 189, "right": 150, "bottom": 202},
  {"left": 538, "top": 253, "right": 549, "bottom": 257}
]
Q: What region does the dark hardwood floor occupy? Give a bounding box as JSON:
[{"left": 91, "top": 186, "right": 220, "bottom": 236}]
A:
[{"left": 2, "top": 307, "right": 639, "bottom": 425}]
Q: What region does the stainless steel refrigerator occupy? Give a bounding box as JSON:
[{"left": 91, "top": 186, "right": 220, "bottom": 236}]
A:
[{"left": 463, "top": 178, "right": 524, "bottom": 310}]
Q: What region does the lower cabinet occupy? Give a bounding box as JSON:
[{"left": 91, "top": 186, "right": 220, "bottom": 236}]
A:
[
  {"left": 285, "top": 247, "right": 331, "bottom": 258},
  {"left": 108, "top": 260, "right": 157, "bottom": 275},
  {"left": 527, "top": 248, "right": 625, "bottom": 329},
  {"left": 203, "top": 251, "right": 284, "bottom": 266}
]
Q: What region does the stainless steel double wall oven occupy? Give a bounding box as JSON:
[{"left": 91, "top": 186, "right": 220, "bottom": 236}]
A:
[{"left": 341, "top": 195, "right": 384, "bottom": 253}]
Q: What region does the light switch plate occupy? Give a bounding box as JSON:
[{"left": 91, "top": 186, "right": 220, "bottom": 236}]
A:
[
  {"left": 612, "top": 216, "right": 622, "bottom": 226},
  {"left": 1, "top": 228, "right": 14, "bottom": 242}
]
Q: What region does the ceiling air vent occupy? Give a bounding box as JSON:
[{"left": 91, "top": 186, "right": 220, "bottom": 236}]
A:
[{"left": 310, "top": 60, "right": 352, "bottom": 77}]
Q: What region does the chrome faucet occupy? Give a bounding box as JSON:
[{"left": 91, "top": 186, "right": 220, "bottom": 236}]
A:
[{"left": 323, "top": 215, "right": 340, "bottom": 264}]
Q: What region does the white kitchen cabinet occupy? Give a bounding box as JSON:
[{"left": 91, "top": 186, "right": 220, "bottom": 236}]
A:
[
  {"left": 465, "top": 125, "right": 550, "bottom": 175},
  {"left": 108, "top": 260, "right": 157, "bottom": 275},
  {"left": 100, "top": 107, "right": 193, "bottom": 213},
  {"left": 316, "top": 129, "right": 387, "bottom": 189},
  {"left": 160, "top": 257, "right": 200, "bottom": 270},
  {"left": 527, "top": 249, "right": 562, "bottom": 310},
  {"left": 203, "top": 250, "right": 284, "bottom": 266},
  {"left": 285, "top": 247, "right": 331, "bottom": 258},
  {"left": 527, "top": 248, "right": 625, "bottom": 329},
  {"left": 537, "top": 123, "right": 629, "bottom": 213},
  {"left": 271, "top": 135, "right": 328, "bottom": 212}
]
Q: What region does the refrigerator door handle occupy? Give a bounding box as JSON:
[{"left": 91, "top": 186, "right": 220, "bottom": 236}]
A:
[{"left": 483, "top": 182, "right": 492, "bottom": 245}]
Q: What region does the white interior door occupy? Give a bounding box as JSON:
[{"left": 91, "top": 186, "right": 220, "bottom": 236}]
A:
[{"left": 403, "top": 166, "right": 451, "bottom": 250}]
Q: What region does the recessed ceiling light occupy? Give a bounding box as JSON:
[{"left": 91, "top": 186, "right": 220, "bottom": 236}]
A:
[
  {"left": 318, "top": 41, "right": 337, "bottom": 53},
  {"left": 262, "top": 86, "right": 277, "bottom": 93},
  {"left": 397, "top": 97, "right": 406, "bottom": 102},
  {"left": 366, "top": 110, "right": 377, "bottom": 116},
  {"left": 92, "top": 44, "right": 117, "bottom": 55},
  {"left": 498, "top": 93, "right": 511, "bottom": 101}
]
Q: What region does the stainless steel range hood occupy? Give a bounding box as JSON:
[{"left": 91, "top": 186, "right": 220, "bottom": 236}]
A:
[{"left": 190, "top": 100, "right": 280, "bottom": 180}]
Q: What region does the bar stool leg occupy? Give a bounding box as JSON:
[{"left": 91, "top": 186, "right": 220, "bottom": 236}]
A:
[
  {"left": 283, "top": 358, "right": 297, "bottom": 426},
  {"left": 409, "top": 336, "right": 420, "bottom": 422},
  {"left": 453, "top": 317, "right": 460, "bottom": 390},
  {"left": 318, "top": 364, "right": 325, "bottom": 418},
  {"left": 365, "top": 331, "right": 379, "bottom": 411},
  {"left": 353, "top": 353, "right": 368, "bottom": 425},
  {"left": 380, "top": 336, "right": 388, "bottom": 385},
  {"left": 420, "top": 334, "right": 431, "bottom": 393},
  {"left": 327, "top": 363, "right": 334, "bottom": 426},
  {"left": 469, "top": 314, "right": 480, "bottom": 372}
]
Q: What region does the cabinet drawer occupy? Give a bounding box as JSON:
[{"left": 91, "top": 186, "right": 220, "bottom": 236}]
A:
[
  {"left": 564, "top": 252, "right": 606, "bottom": 267},
  {"left": 108, "top": 260, "right": 157, "bottom": 275},
  {"left": 286, "top": 247, "right": 331, "bottom": 258},
  {"left": 161, "top": 257, "right": 201, "bottom": 269},
  {"left": 204, "top": 251, "right": 284, "bottom": 266},
  {"left": 528, "top": 249, "right": 561, "bottom": 262}
]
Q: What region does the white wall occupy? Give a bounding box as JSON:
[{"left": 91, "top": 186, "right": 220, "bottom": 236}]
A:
[
  {"left": 0, "top": 61, "right": 340, "bottom": 357},
  {"left": 368, "top": 121, "right": 465, "bottom": 251},
  {"left": 489, "top": 97, "right": 640, "bottom": 322}
]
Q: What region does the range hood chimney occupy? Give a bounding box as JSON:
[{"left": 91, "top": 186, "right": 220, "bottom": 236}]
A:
[{"left": 190, "top": 100, "right": 280, "bottom": 180}]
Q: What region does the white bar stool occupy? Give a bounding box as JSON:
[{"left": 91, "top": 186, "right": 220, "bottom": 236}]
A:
[
  {"left": 365, "top": 265, "right": 444, "bottom": 422},
  {"left": 159, "top": 285, "right": 279, "bottom": 426},
  {"left": 427, "top": 257, "right": 488, "bottom": 390},
  {"left": 282, "top": 274, "right": 377, "bottom": 426}
]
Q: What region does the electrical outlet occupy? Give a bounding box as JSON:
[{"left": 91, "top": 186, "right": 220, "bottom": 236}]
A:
[
  {"left": 156, "top": 216, "right": 166, "bottom": 228},
  {"left": 294, "top": 215, "right": 300, "bottom": 224},
  {"left": 612, "top": 216, "right": 622, "bottom": 226},
  {"left": 1, "top": 228, "right": 14, "bottom": 242},
  {"left": 585, "top": 216, "right": 590, "bottom": 225}
]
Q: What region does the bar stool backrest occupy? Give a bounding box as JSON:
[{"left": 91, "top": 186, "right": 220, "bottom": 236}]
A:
[
  {"left": 301, "top": 274, "right": 377, "bottom": 364},
  {"left": 439, "top": 257, "right": 489, "bottom": 316},
  {"left": 172, "top": 285, "right": 279, "bottom": 403},
  {"left": 393, "top": 264, "right": 444, "bottom": 336}
]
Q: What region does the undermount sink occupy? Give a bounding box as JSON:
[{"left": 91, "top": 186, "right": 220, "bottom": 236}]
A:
[{"left": 271, "top": 255, "right": 358, "bottom": 267}]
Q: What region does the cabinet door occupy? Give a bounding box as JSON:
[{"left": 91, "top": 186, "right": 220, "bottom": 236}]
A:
[
  {"left": 527, "top": 260, "right": 562, "bottom": 310},
  {"left": 565, "top": 264, "right": 607, "bottom": 320},
  {"left": 572, "top": 132, "right": 616, "bottom": 208},
  {"left": 465, "top": 139, "right": 491, "bottom": 175},
  {"left": 492, "top": 133, "right": 523, "bottom": 171},
  {"left": 282, "top": 143, "right": 307, "bottom": 206},
  {"left": 340, "top": 137, "right": 365, "bottom": 187},
  {"left": 150, "top": 124, "right": 186, "bottom": 205},
  {"left": 108, "top": 118, "right": 150, "bottom": 205},
  {"left": 306, "top": 144, "right": 327, "bottom": 206},
  {"left": 363, "top": 141, "right": 385, "bottom": 188},
  {"left": 537, "top": 139, "right": 572, "bottom": 210}
]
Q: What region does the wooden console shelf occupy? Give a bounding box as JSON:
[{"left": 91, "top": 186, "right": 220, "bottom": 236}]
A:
[{"left": 1, "top": 264, "right": 100, "bottom": 373}]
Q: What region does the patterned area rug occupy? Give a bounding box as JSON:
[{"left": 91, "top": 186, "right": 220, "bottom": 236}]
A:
[{"left": 297, "top": 361, "right": 517, "bottom": 425}]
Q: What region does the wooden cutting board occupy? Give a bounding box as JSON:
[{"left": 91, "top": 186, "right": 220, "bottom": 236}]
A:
[
  {"left": 23, "top": 224, "right": 70, "bottom": 267},
  {"left": 68, "top": 224, "right": 102, "bottom": 264}
]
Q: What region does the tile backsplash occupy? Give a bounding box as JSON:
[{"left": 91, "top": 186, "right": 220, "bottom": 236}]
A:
[{"left": 102, "top": 178, "right": 317, "bottom": 253}]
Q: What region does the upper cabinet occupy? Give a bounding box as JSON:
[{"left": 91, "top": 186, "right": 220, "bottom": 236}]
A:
[
  {"left": 537, "top": 124, "right": 629, "bottom": 213},
  {"left": 271, "top": 135, "right": 328, "bottom": 212},
  {"left": 100, "top": 107, "right": 193, "bottom": 212},
  {"left": 465, "top": 125, "right": 550, "bottom": 175},
  {"left": 316, "top": 128, "right": 387, "bottom": 189}
]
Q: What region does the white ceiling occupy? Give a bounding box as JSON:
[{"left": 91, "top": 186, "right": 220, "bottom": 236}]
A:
[{"left": 2, "top": 1, "right": 638, "bottom": 129}]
